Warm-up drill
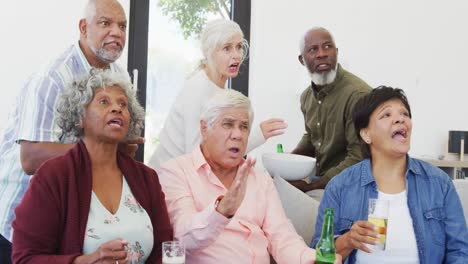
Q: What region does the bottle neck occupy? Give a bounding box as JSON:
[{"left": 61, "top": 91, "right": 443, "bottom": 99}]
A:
[{"left": 321, "top": 213, "right": 334, "bottom": 237}]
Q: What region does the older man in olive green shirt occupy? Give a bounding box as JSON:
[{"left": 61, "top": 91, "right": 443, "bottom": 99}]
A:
[{"left": 290, "top": 27, "right": 371, "bottom": 197}]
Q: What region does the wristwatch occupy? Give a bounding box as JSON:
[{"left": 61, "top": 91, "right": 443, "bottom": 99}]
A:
[{"left": 214, "top": 195, "right": 234, "bottom": 219}]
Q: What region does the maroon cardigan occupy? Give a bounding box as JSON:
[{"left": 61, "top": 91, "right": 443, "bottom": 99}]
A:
[{"left": 12, "top": 140, "right": 173, "bottom": 263}]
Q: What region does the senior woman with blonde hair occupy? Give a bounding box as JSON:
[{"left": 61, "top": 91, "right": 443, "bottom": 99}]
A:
[
  {"left": 148, "top": 19, "right": 287, "bottom": 169},
  {"left": 158, "top": 89, "right": 341, "bottom": 264},
  {"left": 312, "top": 86, "right": 468, "bottom": 263},
  {"left": 12, "top": 70, "right": 173, "bottom": 264}
]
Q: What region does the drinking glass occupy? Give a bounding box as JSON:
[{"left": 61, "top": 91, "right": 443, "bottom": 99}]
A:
[
  {"left": 162, "top": 241, "right": 185, "bottom": 264},
  {"left": 367, "top": 198, "right": 389, "bottom": 250}
]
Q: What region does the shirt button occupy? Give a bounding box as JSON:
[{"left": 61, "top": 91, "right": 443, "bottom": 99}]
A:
[
  {"left": 317, "top": 122, "right": 320, "bottom": 127},
  {"left": 317, "top": 163, "right": 320, "bottom": 167},
  {"left": 317, "top": 142, "right": 321, "bottom": 147},
  {"left": 318, "top": 100, "right": 322, "bottom": 104}
]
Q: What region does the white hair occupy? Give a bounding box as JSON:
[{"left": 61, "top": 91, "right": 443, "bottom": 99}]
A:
[
  {"left": 200, "top": 89, "right": 254, "bottom": 130},
  {"left": 199, "top": 19, "right": 249, "bottom": 69},
  {"left": 84, "top": 0, "right": 97, "bottom": 23},
  {"left": 299, "top": 27, "right": 336, "bottom": 54}
]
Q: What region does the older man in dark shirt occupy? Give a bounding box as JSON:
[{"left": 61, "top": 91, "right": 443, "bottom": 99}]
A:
[{"left": 290, "top": 27, "right": 371, "bottom": 198}]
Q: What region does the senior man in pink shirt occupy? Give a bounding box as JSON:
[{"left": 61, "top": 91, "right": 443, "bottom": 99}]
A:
[{"left": 158, "top": 89, "right": 341, "bottom": 264}]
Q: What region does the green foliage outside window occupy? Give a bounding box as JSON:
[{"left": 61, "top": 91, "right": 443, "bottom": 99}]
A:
[{"left": 158, "top": 0, "right": 231, "bottom": 39}]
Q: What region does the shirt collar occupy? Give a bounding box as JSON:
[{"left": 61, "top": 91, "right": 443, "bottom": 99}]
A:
[
  {"left": 360, "top": 155, "right": 422, "bottom": 187},
  {"left": 192, "top": 145, "right": 209, "bottom": 170},
  {"left": 74, "top": 41, "right": 93, "bottom": 72},
  {"left": 192, "top": 145, "right": 230, "bottom": 190},
  {"left": 310, "top": 63, "right": 344, "bottom": 96},
  {"left": 360, "top": 159, "right": 375, "bottom": 186},
  {"left": 406, "top": 155, "right": 422, "bottom": 176}
]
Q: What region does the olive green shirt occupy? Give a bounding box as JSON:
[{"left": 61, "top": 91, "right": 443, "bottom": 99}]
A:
[{"left": 298, "top": 64, "right": 371, "bottom": 184}]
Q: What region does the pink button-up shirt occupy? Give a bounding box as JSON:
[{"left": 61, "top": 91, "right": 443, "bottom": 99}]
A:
[{"left": 158, "top": 147, "right": 316, "bottom": 264}]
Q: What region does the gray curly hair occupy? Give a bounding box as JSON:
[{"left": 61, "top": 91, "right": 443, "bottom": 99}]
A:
[{"left": 56, "top": 69, "right": 144, "bottom": 140}]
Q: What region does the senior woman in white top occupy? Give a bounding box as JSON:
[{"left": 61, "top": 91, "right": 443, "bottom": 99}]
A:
[{"left": 148, "top": 19, "right": 287, "bottom": 168}]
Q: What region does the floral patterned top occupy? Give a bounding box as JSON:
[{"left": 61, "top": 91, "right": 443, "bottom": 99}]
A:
[{"left": 83, "top": 177, "right": 154, "bottom": 263}]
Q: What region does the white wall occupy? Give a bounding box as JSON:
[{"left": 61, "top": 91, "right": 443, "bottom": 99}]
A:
[
  {"left": 249, "top": 0, "right": 468, "bottom": 164},
  {"left": 0, "top": 0, "right": 129, "bottom": 136},
  {"left": 0, "top": 1, "right": 84, "bottom": 133}
]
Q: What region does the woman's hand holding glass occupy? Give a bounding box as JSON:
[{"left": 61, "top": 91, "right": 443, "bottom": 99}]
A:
[
  {"left": 343, "top": 221, "right": 380, "bottom": 253},
  {"left": 73, "top": 239, "right": 128, "bottom": 264}
]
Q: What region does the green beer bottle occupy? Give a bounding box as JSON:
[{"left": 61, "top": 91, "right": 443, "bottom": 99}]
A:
[
  {"left": 277, "top": 143, "right": 284, "bottom": 153},
  {"left": 316, "top": 208, "right": 336, "bottom": 263}
]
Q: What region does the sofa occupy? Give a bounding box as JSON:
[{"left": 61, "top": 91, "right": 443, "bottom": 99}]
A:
[{"left": 273, "top": 175, "right": 320, "bottom": 245}]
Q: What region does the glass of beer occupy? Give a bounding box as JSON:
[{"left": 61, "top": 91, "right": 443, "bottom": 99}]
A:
[
  {"left": 162, "top": 241, "right": 185, "bottom": 264},
  {"left": 367, "top": 198, "right": 389, "bottom": 250}
]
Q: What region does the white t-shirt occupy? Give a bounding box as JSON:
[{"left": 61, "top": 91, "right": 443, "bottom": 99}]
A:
[
  {"left": 83, "top": 177, "right": 154, "bottom": 264},
  {"left": 148, "top": 70, "right": 265, "bottom": 169},
  {"left": 355, "top": 190, "right": 419, "bottom": 264}
]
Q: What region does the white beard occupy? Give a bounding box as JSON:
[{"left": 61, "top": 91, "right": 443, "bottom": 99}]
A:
[
  {"left": 310, "top": 68, "right": 337, "bottom": 86},
  {"left": 88, "top": 39, "right": 122, "bottom": 63}
]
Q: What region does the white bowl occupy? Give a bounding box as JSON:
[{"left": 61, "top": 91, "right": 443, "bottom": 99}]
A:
[{"left": 262, "top": 153, "right": 316, "bottom": 181}]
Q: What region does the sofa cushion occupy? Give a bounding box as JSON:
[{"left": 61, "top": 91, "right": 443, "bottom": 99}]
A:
[{"left": 273, "top": 175, "right": 319, "bottom": 245}]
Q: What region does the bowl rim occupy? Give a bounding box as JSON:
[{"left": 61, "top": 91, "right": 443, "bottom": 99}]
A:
[{"left": 262, "top": 152, "right": 316, "bottom": 163}]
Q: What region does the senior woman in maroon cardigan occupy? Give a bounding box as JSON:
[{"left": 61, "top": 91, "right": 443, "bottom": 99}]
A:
[{"left": 12, "top": 70, "right": 173, "bottom": 264}]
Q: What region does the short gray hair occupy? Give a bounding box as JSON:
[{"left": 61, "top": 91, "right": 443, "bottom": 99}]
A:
[
  {"left": 200, "top": 19, "right": 249, "bottom": 68},
  {"left": 84, "top": 0, "right": 97, "bottom": 23},
  {"left": 200, "top": 89, "right": 254, "bottom": 130},
  {"left": 56, "top": 69, "right": 144, "bottom": 140},
  {"left": 299, "top": 27, "right": 336, "bottom": 54}
]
